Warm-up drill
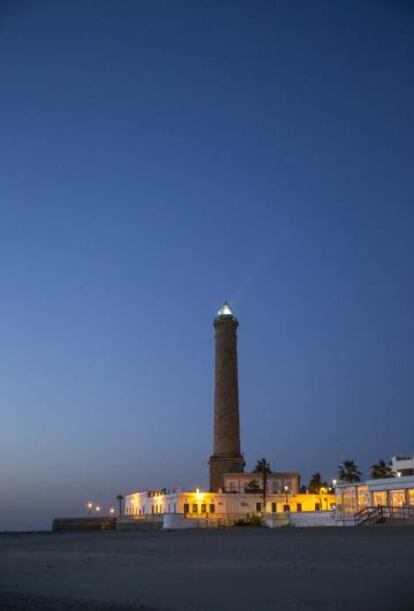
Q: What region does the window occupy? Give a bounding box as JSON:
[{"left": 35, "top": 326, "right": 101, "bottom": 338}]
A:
[
  {"left": 271, "top": 502, "right": 276, "bottom": 513},
  {"left": 357, "top": 486, "right": 369, "bottom": 510},
  {"left": 240, "top": 502, "right": 248, "bottom": 507},
  {"left": 390, "top": 490, "right": 406, "bottom": 507},
  {"left": 372, "top": 491, "right": 387, "bottom": 506},
  {"left": 272, "top": 481, "right": 280, "bottom": 493},
  {"left": 201, "top": 504, "right": 207, "bottom": 513},
  {"left": 209, "top": 504, "right": 215, "bottom": 513},
  {"left": 315, "top": 503, "right": 320, "bottom": 511},
  {"left": 192, "top": 504, "right": 198, "bottom": 513},
  {"left": 183, "top": 503, "right": 189, "bottom": 514},
  {"left": 256, "top": 502, "right": 262, "bottom": 512},
  {"left": 296, "top": 503, "right": 302, "bottom": 512},
  {"left": 283, "top": 504, "right": 290, "bottom": 512}
]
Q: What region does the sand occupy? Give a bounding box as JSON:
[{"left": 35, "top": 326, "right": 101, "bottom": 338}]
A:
[{"left": 1, "top": 527, "right": 413, "bottom": 611}]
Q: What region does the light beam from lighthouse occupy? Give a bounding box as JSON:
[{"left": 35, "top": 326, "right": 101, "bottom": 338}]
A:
[{"left": 209, "top": 302, "right": 245, "bottom": 492}]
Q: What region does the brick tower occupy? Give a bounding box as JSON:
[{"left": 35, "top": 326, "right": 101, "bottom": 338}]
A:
[{"left": 209, "top": 302, "right": 245, "bottom": 491}]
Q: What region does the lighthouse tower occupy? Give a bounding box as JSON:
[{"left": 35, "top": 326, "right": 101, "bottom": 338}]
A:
[{"left": 209, "top": 302, "right": 245, "bottom": 491}]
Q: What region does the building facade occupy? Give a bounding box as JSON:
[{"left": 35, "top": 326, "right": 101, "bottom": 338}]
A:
[
  {"left": 335, "top": 474, "right": 414, "bottom": 520},
  {"left": 390, "top": 455, "right": 414, "bottom": 476},
  {"left": 124, "top": 488, "right": 334, "bottom": 517},
  {"left": 223, "top": 472, "right": 300, "bottom": 495}
]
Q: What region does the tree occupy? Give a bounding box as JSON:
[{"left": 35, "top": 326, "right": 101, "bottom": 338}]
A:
[
  {"left": 244, "top": 480, "right": 261, "bottom": 493},
  {"left": 116, "top": 494, "right": 124, "bottom": 516},
  {"left": 253, "top": 458, "right": 272, "bottom": 504},
  {"left": 370, "top": 460, "right": 393, "bottom": 479},
  {"left": 308, "top": 472, "right": 328, "bottom": 494},
  {"left": 337, "top": 460, "right": 362, "bottom": 483}
]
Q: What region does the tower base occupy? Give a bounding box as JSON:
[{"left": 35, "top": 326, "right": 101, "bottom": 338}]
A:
[{"left": 209, "top": 454, "right": 245, "bottom": 492}]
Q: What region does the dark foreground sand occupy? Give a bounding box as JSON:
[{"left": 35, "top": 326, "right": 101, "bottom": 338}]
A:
[{"left": 1, "top": 527, "right": 414, "bottom": 611}]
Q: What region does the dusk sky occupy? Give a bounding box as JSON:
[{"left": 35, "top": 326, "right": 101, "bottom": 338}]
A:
[{"left": 1, "top": 1, "right": 413, "bottom": 530}]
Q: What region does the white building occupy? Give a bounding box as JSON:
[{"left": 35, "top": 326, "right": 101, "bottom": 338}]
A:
[
  {"left": 335, "top": 474, "right": 414, "bottom": 522},
  {"left": 390, "top": 455, "right": 414, "bottom": 476},
  {"left": 124, "top": 487, "right": 335, "bottom": 519}
]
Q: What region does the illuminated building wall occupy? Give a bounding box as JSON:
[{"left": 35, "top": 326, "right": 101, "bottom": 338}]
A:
[
  {"left": 335, "top": 475, "right": 414, "bottom": 518},
  {"left": 124, "top": 489, "right": 335, "bottom": 517}
]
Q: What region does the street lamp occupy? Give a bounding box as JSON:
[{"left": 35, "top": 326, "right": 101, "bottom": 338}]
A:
[
  {"left": 95, "top": 506, "right": 101, "bottom": 513},
  {"left": 109, "top": 508, "right": 115, "bottom": 515},
  {"left": 332, "top": 479, "right": 337, "bottom": 487},
  {"left": 284, "top": 485, "right": 289, "bottom": 508},
  {"left": 87, "top": 502, "right": 93, "bottom": 516}
]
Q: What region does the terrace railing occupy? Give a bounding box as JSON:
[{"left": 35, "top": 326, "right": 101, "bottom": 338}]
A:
[{"left": 354, "top": 505, "right": 414, "bottom": 525}]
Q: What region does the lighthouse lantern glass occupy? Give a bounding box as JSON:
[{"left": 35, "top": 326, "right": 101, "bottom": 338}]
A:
[{"left": 216, "top": 303, "right": 234, "bottom": 317}]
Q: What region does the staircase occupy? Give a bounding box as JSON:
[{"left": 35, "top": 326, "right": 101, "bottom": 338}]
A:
[{"left": 354, "top": 505, "right": 414, "bottom": 526}]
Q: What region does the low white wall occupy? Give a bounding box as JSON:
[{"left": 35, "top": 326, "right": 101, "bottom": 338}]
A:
[
  {"left": 289, "top": 511, "right": 336, "bottom": 527},
  {"left": 263, "top": 515, "right": 289, "bottom": 528},
  {"left": 163, "top": 511, "right": 338, "bottom": 529},
  {"left": 163, "top": 514, "right": 207, "bottom": 530}
]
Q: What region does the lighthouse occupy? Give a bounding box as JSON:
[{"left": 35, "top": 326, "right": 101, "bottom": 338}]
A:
[{"left": 209, "top": 302, "right": 245, "bottom": 491}]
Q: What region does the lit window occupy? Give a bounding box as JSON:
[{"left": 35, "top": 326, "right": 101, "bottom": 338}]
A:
[
  {"left": 296, "top": 503, "right": 302, "bottom": 512},
  {"left": 209, "top": 504, "right": 215, "bottom": 513},
  {"left": 192, "top": 504, "right": 198, "bottom": 513},
  {"left": 391, "top": 489, "right": 406, "bottom": 507}
]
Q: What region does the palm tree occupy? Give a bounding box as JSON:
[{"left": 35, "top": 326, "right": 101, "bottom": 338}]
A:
[
  {"left": 244, "top": 480, "right": 261, "bottom": 493},
  {"left": 370, "top": 460, "right": 393, "bottom": 479},
  {"left": 308, "top": 472, "right": 328, "bottom": 493},
  {"left": 337, "top": 460, "right": 362, "bottom": 483},
  {"left": 254, "top": 458, "right": 272, "bottom": 506},
  {"left": 116, "top": 494, "right": 124, "bottom": 516}
]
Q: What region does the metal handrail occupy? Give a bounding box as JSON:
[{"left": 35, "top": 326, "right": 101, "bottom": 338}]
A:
[{"left": 354, "top": 505, "right": 414, "bottom": 525}]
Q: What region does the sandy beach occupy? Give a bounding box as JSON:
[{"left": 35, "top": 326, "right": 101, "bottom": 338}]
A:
[{"left": 1, "top": 527, "right": 414, "bottom": 610}]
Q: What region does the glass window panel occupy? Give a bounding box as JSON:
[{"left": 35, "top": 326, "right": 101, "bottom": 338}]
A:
[{"left": 390, "top": 490, "right": 405, "bottom": 507}]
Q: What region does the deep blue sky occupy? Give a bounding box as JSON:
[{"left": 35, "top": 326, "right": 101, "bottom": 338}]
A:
[{"left": 1, "top": 0, "right": 413, "bottom": 530}]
